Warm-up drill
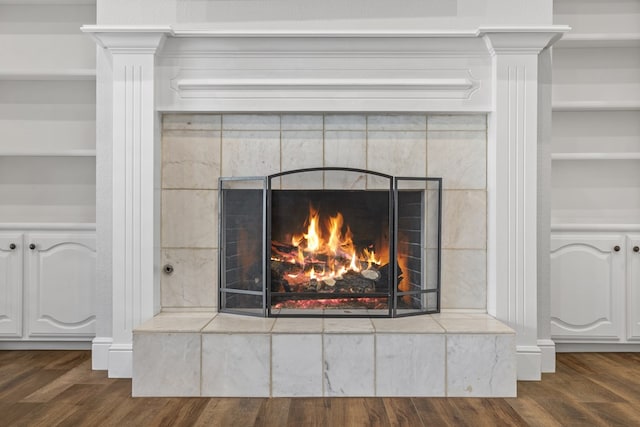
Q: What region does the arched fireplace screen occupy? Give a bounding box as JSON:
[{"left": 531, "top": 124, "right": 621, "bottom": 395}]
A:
[{"left": 218, "top": 168, "right": 441, "bottom": 318}]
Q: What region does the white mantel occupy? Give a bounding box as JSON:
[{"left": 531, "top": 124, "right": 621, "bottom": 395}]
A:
[{"left": 82, "top": 23, "right": 568, "bottom": 380}]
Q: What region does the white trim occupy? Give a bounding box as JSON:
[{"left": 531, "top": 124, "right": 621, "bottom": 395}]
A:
[
  {"left": 516, "top": 345, "right": 542, "bottom": 380},
  {"left": 0, "top": 69, "right": 96, "bottom": 81},
  {"left": 0, "top": 149, "right": 96, "bottom": 157},
  {"left": 552, "top": 101, "right": 640, "bottom": 111},
  {"left": 556, "top": 343, "right": 640, "bottom": 352},
  {"left": 537, "top": 339, "right": 556, "bottom": 373},
  {"left": 0, "top": 341, "right": 92, "bottom": 350},
  {"left": 0, "top": 223, "right": 96, "bottom": 231},
  {"left": 551, "top": 224, "right": 640, "bottom": 232},
  {"left": 108, "top": 343, "right": 133, "bottom": 378},
  {"left": 551, "top": 152, "right": 640, "bottom": 161},
  {"left": 91, "top": 337, "right": 112, "bottom": 370}
]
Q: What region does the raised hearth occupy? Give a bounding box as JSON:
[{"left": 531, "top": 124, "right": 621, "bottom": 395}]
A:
[{"left": 133, "top": 312, "right": 516, "bottom": 397}]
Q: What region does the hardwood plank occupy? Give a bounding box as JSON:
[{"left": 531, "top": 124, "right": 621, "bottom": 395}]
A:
[
  {"left": 192, "top": 398, "right": 263, "bottom": 427},
  {"left": 412, "top": 398, "right": 465, "bottom": 427},
  {"left": 2, "top": 351, "right": 640, "bottom": 427},
  {"left": 381, "top": 397, "right": 423, "bottom": 427},
  {"left": 253, "top": 397, "right": 291, "bottom": 427}
]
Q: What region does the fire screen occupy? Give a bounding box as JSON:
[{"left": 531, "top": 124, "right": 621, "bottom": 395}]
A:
[{"left": 219, "top": 168, "right": 441, "bottom": 317}]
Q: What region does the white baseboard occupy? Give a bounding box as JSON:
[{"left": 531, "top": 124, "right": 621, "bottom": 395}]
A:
[
  {"left": 92, "top": 337, "right": 113, "bottom": 370},
  {"left": 108, "top": 343, "right": 133, "bottom": 378},
  {"left": 0, "top": 341, "right": 92, "bottom": 350},
  {"left": 556, "top": 343, "right": 640, "bottom": 352},
  {"left": 516, "top": 345, "right": 542, "bottom": 381},
  {"left": 537, "top": 339, "right": 556, "bottom": 373}
]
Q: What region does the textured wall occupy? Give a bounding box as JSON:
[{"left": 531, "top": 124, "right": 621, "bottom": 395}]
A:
[{"left": 160, "top": 113, "right": 487, "bottom": 310}]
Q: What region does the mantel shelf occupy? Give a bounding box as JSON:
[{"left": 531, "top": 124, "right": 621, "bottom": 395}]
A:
[
  {"left": 555, "top": 33, "right": 640, "bottom": 48},
  {"left": 552, "top": 101, "right": 640, "bottom": 112},
  {"left": 552, "top": 153, "right": 640, "bottom": 161},
  {"left": 0, "top": 149, "right": 96, "bottom": 157},
  {"left": 0, "top": 69, "right": 96, "bottom": 81}
]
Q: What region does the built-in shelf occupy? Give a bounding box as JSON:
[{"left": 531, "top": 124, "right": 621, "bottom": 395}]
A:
[
  {"left": 552, "top": 101, "right": 640, "bottom": 112},
  {"left": 0, "top": 69, "right": 96, "bottom": 81},
  {"left": 0, "top": 222, "right": 96, "bottom": 231},
  {"left": 0, "top": 0, "right": 94, "bottom": 4},
  {"left": 551, "top": 223, "right": 640, "bottom": 232},
  {"left": 0, "top": 150, "right": 96, "bottom": 157},
  {"left": 552, "top": 153, "right": 640, "bottom": 161},
  {"left": 555, "top": 33, "right": 640, "bottom": 48}
]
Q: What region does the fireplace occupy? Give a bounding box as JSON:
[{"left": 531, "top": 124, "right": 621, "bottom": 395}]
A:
[{"left": 219, "top": 167, "right": 441, "bottom": 317}]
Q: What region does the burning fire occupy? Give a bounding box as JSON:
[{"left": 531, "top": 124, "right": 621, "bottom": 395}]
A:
[{"left": 272, "top": 205, "right": 386, "bottom": 288}]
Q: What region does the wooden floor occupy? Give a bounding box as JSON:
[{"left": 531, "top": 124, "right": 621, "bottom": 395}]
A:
[{"left": 1, "top": 351, "right": 640, "bottom": 426}]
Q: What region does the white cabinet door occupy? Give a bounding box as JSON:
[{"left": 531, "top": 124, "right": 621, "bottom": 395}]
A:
[
  {"left": 25, "top": 233, "right": 96, "bottom": 338},
  {"left": 0, "top": 233, "right": 23, "bottom": 337},
  {"left": 550, "top": 233, "right": 625, "bottom": 341},
  {"left": 627, "top": 234, "right": 640, "bottom": 341}
]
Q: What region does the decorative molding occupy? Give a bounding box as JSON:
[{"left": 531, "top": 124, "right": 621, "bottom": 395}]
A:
[
  {"left": 479, "top": 27, "right": 571, "bottom": 55},
  {"left": 92, "top": 337, "right": 113, "bottom": 370},
  {"left": 516, "top": 345, "right": 542, "bottom": 380},
  {"left": 537, "top": 339, "right": 556, "bottom": 373}
]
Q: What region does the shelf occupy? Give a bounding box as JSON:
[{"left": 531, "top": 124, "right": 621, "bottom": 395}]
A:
[
  {"left": 552, "top": 101, "right": 640, "bottom": 112},
  {"left": 555, "top": 33, "right": 640, "bottom": 48},
  {"left": 0, "top": 150, "right": 96, "bottom": 157},
  {"left": 0, "top": 222, "right": 96, "bottom": 231},
  {"left": 0, "top": 69, "right": 96, "bottom": 81},
  {"left": 0, "top": 0, "right": 95, "bottom": 4},
  {"left": 552, "top": 153, "right": 640, "bottom": 161}
]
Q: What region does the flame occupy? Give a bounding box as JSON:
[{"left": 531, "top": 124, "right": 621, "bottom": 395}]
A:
[{"left": 275, "top": 204, "right": 387, "bottom": 284}]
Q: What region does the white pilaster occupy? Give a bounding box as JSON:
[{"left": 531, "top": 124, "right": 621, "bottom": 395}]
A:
[
  {"left": 481, "top": 28, "right": 567, "bottom": 380},
  {"left": 83, "top": 28, "right": 169, "bottom": 378}
]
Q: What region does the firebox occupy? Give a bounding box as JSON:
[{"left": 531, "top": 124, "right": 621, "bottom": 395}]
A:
[{"left": 218, "top": 168, "right": 441, "bottom": 317}]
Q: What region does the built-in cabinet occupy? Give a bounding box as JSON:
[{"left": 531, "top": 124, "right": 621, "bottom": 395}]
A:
[
  {"left": 0, "top": 231, "right": 96, "bottom": 342},
  {"left": 551, "top": 1, "right": 640, "bottom": 347},
  {"left": 0, "top": 1, "right": 97, "bottom": 346}
]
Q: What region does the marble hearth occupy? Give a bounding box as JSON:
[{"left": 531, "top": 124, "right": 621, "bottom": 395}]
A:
[{"left": 133, "top": 312, "right": 516, "bottom": 397}]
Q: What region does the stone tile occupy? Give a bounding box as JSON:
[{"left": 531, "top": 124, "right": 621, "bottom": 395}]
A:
[
  {"left": 222, "top": 114, "right": 280, "bottom": 130},
  {"left": 272, "top": 334, "right": 323, "bottom": 397},
  {"left": 221, "top": 130, "right": 280, "bottom": 177},
  {"left": 324, "top": 318, "right": 374, "bottom": 333},
  {"left": 375, "top": 334, "right": 445, "bottom": 397},
  {"left": 162, "top": 190, "right": 217, "bottom": 248},
  {"left": 440, "top": 249, "right": 486, "bottom": 310},
  {"left": 434, "top": 316, "right": 514, "bottom": 334},
  {"left": 281, "top": 114, "right": 324, "bottom": 130},
  {"left": 163, "top": 114, "right": 221, "bottom": 131},
  {"left": 161, "top": 249, "right": 218, "bottom": 308},
  {"left": 372, "top": 316, "right": 444, "bottom": 334},
  {"left": 366, "top": 131, "right": 427, "bottom": 189},
  {"left": 427, "top": 114, "right": 486, "bottom": 131},
  {"left": 367, "top": 114, "right": 426, "bottom": 131},
  {"left": 201, "top": 333, "right": 270, "bottom": 397},
  {"left": 427, "top": 131, "right": 486, "bottom": 190},
  {"left": 324, "top": 114, "right": 366, "bottom": 130},
  {"left": 272, "top": 317, "right": 323, "bottom": 333},
  {"left": 446, "top": 334, "right": 516, "bottom": 397},
  {"left": 202, "top": 313, "right": 275, "bottom": 333},
  {"left": 132, "top": 332, "right": 201, "bottom": 396},
  {"left": 134, "top": 312, "right": 216, "bottom": 332},
  {"left": 323, "top": 334, "right": 374, "bottom": 396},
  {"left": 281, "top": 130, "right": 323, "bottom": 189},
  {"left": 162, "top": 130, "right": 220, "bottom": 190},
  {"left": 441, "top": 190, "right": 486, "bottom": 249},
  {"left": 323, "top": 131, "right": 366, "bottom": 189}
]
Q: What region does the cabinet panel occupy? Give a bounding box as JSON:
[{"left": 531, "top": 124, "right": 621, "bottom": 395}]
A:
[
  {"left": 25, "top": 233, "right": 96, "bottom": 337},
  {"left": 550, "top": 234, "right": 625, "bottom": 341},
  {"left": 628, "top": 234, "right": 640, "bottom": 340},
  {"left": 0, "top": 233, "right": 23, "bottom": 337}
]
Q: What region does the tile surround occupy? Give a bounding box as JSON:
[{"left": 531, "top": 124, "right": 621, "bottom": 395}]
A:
[{"left": 161, "top": 113, "right": 488, "bottom": 310}]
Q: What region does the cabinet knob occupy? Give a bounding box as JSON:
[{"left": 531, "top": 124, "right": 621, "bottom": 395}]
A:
[
  {"left": 614, "top": 245, "right": 621, "bottom": 252},
  {"left": 9, "top": 243, "right": 16, "bottom": 250},
  {"left": 29, "top": 243, "right": 36, "bottom": 250},
  {"left": 634, "top": 246, "right": 640, "bottom": 253}
]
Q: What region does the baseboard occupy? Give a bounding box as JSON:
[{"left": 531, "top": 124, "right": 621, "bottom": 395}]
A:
[
  {"left": 0, "top": 341, "right": 92, "bottom": 350},
  {"left": 516, "top": 345, "right": 542, "bottom": 381},
  {"left": 92, "top": 337, "right": 113, "bottom": 370},
  {"left": 556, "top": 343, "right": 640, "bottom": 352},
  {"left": 537, "top": 339, "right": 556, "bottom": 373},
  {"left": 108, "top": 343, "right": 133, "bottom": 378}
]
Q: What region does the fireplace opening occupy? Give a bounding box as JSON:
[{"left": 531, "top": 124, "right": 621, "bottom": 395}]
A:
[{"left": 218, "top": 168, "right": 441, "bottom": 317}]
